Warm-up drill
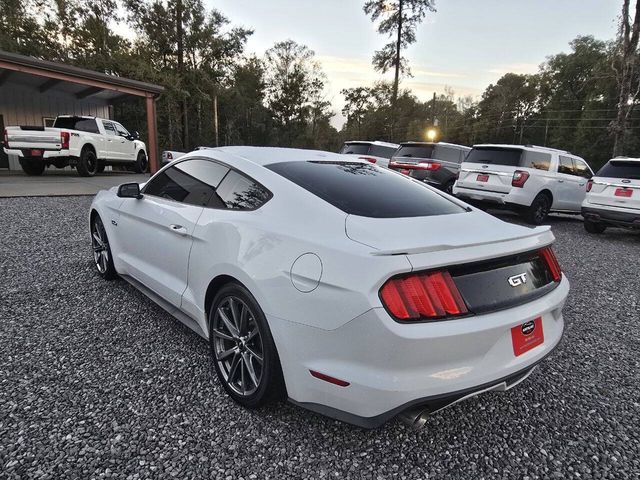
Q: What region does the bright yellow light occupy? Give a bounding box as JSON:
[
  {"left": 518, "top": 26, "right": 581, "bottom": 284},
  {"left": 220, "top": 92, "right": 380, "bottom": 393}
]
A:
[{"left": 426, "top": 128, "right": 438, "bottom": 142}]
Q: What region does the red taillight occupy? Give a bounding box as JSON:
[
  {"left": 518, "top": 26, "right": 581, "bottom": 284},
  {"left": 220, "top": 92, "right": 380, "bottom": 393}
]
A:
[
  {"left": 418, "top": 161, "right": 441, "bottom": 171},
  {"left": 60, "top": 131, "right": 70, "bottom": 149},
  {"left": 540, "top": 247, "right": 562, "bottom": 282},
  {"left": 379, "top": 270, "right": 468, "bottom": 321},
  {"left": 512, "top": 170, "right": 530, "bottom": 188},
  {"left": 586, "top": 179, "right": 593, "bottom": 192},
  {"left": 3, "top": 128, "right": 8, "bottom": 149},
  {"left": 388, "top": 161, "right": 441, "bottom": 171},
  {"left": 359, "top": 156, "right": 377, "bottom": 164}
]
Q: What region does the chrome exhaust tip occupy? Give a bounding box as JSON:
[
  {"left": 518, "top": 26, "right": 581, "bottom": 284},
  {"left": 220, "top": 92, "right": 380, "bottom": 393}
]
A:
[{"left": 398, "top": 406, "right": 431, "bottom": 430}]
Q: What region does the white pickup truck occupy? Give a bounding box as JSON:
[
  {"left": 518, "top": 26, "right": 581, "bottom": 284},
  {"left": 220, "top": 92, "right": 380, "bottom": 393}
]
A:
[{"left": 3, "top": 115, "right": 148, "bottom": 176}]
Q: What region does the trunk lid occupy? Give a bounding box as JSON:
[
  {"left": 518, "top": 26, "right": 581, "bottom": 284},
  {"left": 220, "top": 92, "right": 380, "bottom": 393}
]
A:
[{"left": 457, "top": 162, "right": 514, "bottom": 194}]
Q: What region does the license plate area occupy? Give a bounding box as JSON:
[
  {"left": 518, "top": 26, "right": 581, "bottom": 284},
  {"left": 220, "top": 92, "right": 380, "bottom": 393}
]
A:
[
  {"left": 30, "top": 149, "right": 43, "bottom": 157},
  {"left": 511, "top": 317, "right": 544, "bottom": 356},
  {"left": 615, "top": 188, "right": 632, "bottom": 198},
  {"left": 477, "top": 174, "right": 489, "bottom": 182}
]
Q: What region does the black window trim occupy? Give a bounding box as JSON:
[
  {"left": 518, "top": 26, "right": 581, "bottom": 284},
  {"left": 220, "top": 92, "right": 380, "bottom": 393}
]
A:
[{"left": 141, "top": 156, "right": 273, "bottom": 211}]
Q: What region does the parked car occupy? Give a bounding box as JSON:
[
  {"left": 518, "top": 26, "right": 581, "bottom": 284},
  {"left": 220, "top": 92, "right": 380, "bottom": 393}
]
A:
[
  {"left": 339, "top": 140, "right": 399, "bottom": 168},
  {"left": 3, "top": 115, "right": 147, "bottom": 176},
  {"left": 90, "top": 146, "right": 567, "bottom": 429},
  {"left": 162, "top": 150, "right": 187, "bottom": 164},
  {"left": 454, "top": 144, "right": 593, "bottom": 224},
  {"left": 388, "top": 142, "right": 471, "bottom": 194},
  {"left": 581, "top": 157, "right": 640, "bottom": 233}
]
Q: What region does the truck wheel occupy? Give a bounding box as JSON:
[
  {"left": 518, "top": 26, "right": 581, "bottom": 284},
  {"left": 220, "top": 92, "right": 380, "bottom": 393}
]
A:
[
  {"left": 77, "top": 148, "right": 98, "bottom": 177},
  {"left": 96, "top": 161, "right": 106, "bottom": 173},
  {"left": 584, "top": 220, "right": 606, "bottom": 234},
  {"left": 134, "top": 151, "right": 148, "bottom": 173},
  {"left": 19, "top": 158, "right": 45, "bottom": 176},
  {"left": 523, "top": 193, "right": 551, "bottom": 225}
]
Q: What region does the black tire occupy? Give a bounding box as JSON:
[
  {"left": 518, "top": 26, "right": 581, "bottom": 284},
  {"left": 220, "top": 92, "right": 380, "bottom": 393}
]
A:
[
  {"left": 77, "top": 148, "right": 98, "bottom": 177},
  {"left": 523, "top": 193, "right": 551, "bottom": 225},
  {"left": 134, "top": 151, "right": 148, "bottom": 173},
  {"left": 19, "top": 158, "right": 45, "bottom": 176},
  {"left": 90, "top": 214, "right": 117, "bottom": 280},
  {"left": 209, "top": 283, "right": 285, "bottom": 408},
  {"left": 96, "top": 161, "right": 106, "bottom": 173},
  {"left": 584, "top": 220, "right": 606, "bottom": 234}
]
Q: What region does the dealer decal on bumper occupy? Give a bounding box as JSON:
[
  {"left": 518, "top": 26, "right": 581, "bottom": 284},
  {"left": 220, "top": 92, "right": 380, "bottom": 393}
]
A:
[{"left": 511, "top": 317, "right": 544, "bottom": 356}]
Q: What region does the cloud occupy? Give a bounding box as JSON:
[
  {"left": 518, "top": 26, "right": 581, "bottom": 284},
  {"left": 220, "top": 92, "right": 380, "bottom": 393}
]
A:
[{"left": 486, "top": 62, "right": 540, "bottom": 76}]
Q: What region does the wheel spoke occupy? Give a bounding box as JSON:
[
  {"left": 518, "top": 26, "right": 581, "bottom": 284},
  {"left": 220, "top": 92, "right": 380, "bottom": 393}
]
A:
[
  {"left": 228, "top": 352, "right": 241, "bottom": 383},
  {"left": 92, "top": 232, "right": 103, "bottom": 247},
  {"left": 218, "top": 308, "right": 239, "bottom": 338},
  {"left": 246, "top": 327, "right": 259, "bottom": 341},
  {"left": 246, "top": 345, "right": 263, "bottom": 364},
  {"left": 240, "top": 356, "right": 246, "bottom": 392},
  {"left": 212, "top": 328, "right": 234, "bottom": 341},
  {"left": 228, "top": 298, "right": 241, "bottom": 333},
  {"left": 243, "top": 354, "right": 259, "bottom": 388},
  {"left": 218, "top": 346, "right": 237, "bottom": 360},
  {"left": 238, "top": 303, "right": 248, "bottom": 335}
]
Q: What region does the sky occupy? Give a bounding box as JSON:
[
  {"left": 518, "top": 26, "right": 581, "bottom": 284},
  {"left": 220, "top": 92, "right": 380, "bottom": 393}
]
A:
[{"left": 211, "top": 0, "right": 622, "bottom": 127}]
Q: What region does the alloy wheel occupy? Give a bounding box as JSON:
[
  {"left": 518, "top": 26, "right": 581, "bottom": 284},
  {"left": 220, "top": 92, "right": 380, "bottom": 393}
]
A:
[
  {"left": 212, "top": 296, "right": 264, "bottom": 396},
  {"left": 91, "top": 217, "right": 109, "bottom": 274}
]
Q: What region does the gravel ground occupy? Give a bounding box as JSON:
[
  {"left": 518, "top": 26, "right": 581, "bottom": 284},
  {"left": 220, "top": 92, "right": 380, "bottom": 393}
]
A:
[{"left": 0, "top": 196, "right": 639, "bottom": 480}]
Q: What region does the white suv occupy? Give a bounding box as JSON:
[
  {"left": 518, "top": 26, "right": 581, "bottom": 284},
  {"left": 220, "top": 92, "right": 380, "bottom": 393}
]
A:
[
  {"left": 581, "top": 157, "right": 640, "bottom": 233},
  {"left": 339, "top": 140, "right": 399, "bottom": 168},
  {"left": 454, "top": 144, "right": 593, "bottom": 224}
]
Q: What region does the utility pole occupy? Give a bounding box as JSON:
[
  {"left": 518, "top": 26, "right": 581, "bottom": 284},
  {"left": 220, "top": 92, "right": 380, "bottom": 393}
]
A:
[{"left": 213, "top": 95, "right": 219, "bottom": 147}]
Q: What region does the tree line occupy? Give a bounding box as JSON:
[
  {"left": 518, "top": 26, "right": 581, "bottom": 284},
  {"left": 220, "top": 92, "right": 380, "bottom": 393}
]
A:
[{"left": 1, "top": 0, "right": 639, "bottom": 169}]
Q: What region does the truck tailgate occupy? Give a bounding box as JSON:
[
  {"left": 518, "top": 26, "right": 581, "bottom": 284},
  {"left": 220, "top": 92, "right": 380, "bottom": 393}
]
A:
[{"left": 5, "top": 127, "right": 62, "bottom": 151}]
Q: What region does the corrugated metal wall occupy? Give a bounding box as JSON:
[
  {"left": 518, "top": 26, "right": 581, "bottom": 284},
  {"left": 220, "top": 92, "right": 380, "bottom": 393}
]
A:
[{"left": 0, "top": 82, "right": 111, "bottom": 170}]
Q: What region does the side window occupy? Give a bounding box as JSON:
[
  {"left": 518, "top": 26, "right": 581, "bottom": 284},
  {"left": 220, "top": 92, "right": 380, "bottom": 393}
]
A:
[
  {"left": 144, "top": 159, "right": 229, "bottom": 207},
  {"left": 558, "top": 156, "right": 574, "bottom": 175},
  {"left": 75, "top": 119, "right": 99, "bottom": 133},
  {"left": 102, "top": 121, "right": 116, "bottom": 136},
  {"left": 114, "top": 123, "right": 129, "bottom": 137},
  {"left": 215, "top": 170, "right": 271, "bottom": 210},
  {"left": 522, "top": 151, "right": 551, "bottom": 171},
  {"left": 434, "top": 146, "right": 460, "bottom": 163},
  {"left": 573, "top": 159, "right": 592, "bottom": 179}
]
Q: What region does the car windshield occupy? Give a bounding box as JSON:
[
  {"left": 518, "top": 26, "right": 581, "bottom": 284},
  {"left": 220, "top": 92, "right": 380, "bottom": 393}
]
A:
[
  {"left": 597, "top": 160, "right": 640, "bottom": 180},
  {"left": 395, "top": 145, "right": 435, "bottom": 159},
  {"left": 266, "top": 161, "right": 466, "bottom": 218},
  {"left": 466, "top": 147, "right": 523, "bottom": 166},
  {"left": 340, "top": 143, "right": 370, "bottom": 155}
]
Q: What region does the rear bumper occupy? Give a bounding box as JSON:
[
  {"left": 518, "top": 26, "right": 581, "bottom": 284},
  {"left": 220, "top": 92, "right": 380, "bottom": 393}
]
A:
[
  {"left": 270, "top": 275, "right": 568, "bottom": 428},
  {"left": 582, "top": 205, "right": 640, "bottom": 228},
  {"left": 4, "top": 148, "right": 69, "bottom": 159},
  {"left": 453, "top": 185, "right": 530, "bottom": 207}
]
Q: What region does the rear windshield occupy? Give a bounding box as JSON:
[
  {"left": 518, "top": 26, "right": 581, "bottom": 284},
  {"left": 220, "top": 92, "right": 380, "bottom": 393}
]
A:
[
  {"left": 53, "top": 117, "right": 99, "bottom": 133},
  {"left": 369, "top": 145, "right": 397, "bottom": 159},
  {"left": 340, "top": 143, "right": 370, "bottom": 155},
  {"left": 266, "top": 161, "right": 466, "bottom": 218},
  {"left": 466, "top": 147, "right": 523, "bottom": 166},
  {"left": 395, "top": 145, "right": 435, "bottom": 159},
  {"left": 466, "top": 147, "right": 550, "bottom": 170},
  {"left": 597, "top": 160, "right": 640, "bottom": 180}
]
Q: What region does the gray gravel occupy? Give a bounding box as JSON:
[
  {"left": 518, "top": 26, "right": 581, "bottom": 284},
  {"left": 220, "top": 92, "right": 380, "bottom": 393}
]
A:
[{"left": 1, "top": 196, "right": 639, "bottom": 479}]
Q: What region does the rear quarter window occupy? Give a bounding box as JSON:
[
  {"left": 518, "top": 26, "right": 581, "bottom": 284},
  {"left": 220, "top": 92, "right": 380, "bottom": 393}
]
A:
[
  {"left": 266, "top": 161, "right": 466, "bottom": 218},
  {"left": 521, "top": 151, "right": 551, "bottom": 171}
]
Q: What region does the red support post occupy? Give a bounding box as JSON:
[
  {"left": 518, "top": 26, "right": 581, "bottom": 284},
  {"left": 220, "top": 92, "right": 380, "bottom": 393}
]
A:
[{"left": 146, "top": 95, "right": 159, "bottom": 174}]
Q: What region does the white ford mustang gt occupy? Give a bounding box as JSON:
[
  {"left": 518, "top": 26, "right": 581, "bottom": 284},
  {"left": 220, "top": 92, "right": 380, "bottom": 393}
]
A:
[{"left": 90, "top": 146, "right": 568, "bottom": 428}]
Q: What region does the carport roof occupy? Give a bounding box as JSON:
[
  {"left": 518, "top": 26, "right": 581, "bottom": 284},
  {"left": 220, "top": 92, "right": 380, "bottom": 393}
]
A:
[{"left": 0, "top": 50, "right": 164, "bottom": 99}]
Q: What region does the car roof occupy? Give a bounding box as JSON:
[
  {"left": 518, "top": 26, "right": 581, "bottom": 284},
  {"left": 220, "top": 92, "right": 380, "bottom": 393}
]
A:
[
  {"left": 472, "top": 143, "right": 572, "bottom": 155},
  {"left": 399, "top": 141, "right": 470, "bottom": 150},
  {"left": 343, "top": 140, "right": 400, "bottom": 148},
  {"left": 609, "top": 156, "right": 640, "bottom": 162},
  {"left": 206, "top": 146, "right": 351, "bottom": 167}
]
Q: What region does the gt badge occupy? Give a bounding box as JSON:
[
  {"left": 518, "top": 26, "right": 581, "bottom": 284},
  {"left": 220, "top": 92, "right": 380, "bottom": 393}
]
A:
[{"left": 508, "top": 272, "right": 527, "bottom": 287}]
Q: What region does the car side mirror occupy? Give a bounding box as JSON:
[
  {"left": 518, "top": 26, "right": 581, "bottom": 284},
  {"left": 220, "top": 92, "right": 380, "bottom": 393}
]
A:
[
  {"left": 117, "top": 182, "right": 142, "bottom": 199},
  {"left": 132, "top": 131, "right": 140, "bottom": 140}
]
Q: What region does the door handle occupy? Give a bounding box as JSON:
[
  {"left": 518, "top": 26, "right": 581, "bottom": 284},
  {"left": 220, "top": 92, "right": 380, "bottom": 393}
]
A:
[
  {"left": 169, "top": 224, "right": 188, "bottom": 235},
  {"left": 557, "top": 179, "right": 564, "bottom": 183}
]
